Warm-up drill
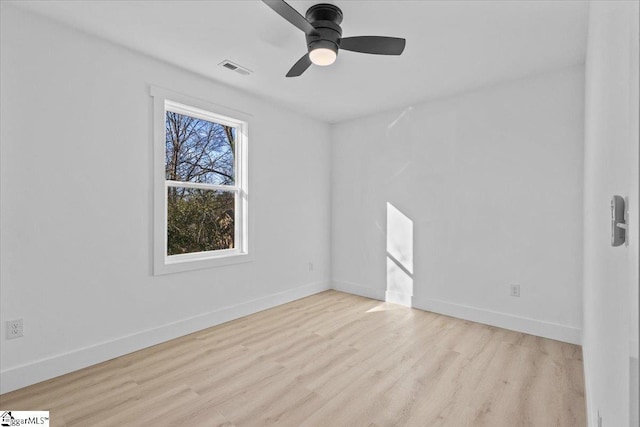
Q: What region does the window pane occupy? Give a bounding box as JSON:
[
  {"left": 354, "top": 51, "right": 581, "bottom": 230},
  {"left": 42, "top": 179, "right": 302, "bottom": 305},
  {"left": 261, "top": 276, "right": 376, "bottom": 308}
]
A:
[
  {"left": 167, "top": 187, "right": 235, "bottom": 256},
  {"left": 165, "top": 111, "right": 235, "bottom": 185}
]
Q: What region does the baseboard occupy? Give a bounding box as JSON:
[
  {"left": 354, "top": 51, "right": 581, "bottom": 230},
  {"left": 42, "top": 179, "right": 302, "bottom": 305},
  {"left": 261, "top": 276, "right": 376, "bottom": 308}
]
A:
[
  {"left": 331, "top": 282, "right": 581, "bottom": 345},
  {"left": 332, "top": 280, "right": 386, "bottom": 301},
  {"left": 384, "top": 290, "right": 413, "bottom": 307},
  {"left": 413, "top": 297, "right": 582, "bottom": 345},
  {"left": 0, "top": 281, "right": 331, "bottom": 394}
]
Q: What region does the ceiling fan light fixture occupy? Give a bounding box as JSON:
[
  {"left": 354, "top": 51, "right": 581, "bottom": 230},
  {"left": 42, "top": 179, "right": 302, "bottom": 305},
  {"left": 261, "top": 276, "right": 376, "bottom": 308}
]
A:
[
  {"left": 309, "top": 47, "right": 337, "bottom": 66},
  {"left": 262, "top": 0, "right": 406, "bottom": 77}
]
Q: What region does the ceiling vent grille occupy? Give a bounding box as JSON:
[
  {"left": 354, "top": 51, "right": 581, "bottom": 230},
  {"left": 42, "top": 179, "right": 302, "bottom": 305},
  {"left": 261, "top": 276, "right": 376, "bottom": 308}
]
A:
[{"left": 219, "top": 60, "right": 252, "bottom": 76}]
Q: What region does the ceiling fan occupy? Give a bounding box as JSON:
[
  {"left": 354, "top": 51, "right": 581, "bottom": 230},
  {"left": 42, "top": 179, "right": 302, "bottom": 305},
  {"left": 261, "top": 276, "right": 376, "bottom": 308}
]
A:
[{"left": 262, "top": 0, "right": 406, "bottom": 77}]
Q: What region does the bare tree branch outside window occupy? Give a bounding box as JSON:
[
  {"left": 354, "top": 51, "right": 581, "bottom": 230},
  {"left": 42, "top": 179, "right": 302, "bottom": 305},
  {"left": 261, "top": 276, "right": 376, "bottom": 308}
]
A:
[{"left": 165, "top": 111, "right": 236, "bottom": 255}]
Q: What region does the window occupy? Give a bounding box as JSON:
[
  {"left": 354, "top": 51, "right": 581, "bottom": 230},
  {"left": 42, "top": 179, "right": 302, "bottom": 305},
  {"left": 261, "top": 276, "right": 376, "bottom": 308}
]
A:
[{"left": 151, "top": 87, "right": 249, "bottom": 274}]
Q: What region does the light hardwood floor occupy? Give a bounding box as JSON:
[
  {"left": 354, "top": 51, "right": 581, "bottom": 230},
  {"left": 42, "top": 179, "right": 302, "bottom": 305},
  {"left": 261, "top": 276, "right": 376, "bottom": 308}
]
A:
[{"left": 0, "top": 290, "right": 585, "bottom": 426}]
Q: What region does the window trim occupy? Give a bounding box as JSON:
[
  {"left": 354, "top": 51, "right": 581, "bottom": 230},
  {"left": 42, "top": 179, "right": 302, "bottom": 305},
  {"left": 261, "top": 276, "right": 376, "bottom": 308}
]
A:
[{"left": 151, "top": 86, "right": 252, "bottom": 275}]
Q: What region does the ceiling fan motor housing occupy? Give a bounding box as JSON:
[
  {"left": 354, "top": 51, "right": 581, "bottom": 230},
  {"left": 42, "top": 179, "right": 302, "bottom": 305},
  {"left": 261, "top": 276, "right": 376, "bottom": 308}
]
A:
[{"left": 305, "top": 4, "right": 343, "bottom": 54}]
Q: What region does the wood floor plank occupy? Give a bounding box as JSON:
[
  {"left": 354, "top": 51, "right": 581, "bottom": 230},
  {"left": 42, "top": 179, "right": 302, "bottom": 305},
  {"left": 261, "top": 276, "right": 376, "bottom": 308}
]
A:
[{"left": 0, "top": 290, "right": 585, "bottom": 426}]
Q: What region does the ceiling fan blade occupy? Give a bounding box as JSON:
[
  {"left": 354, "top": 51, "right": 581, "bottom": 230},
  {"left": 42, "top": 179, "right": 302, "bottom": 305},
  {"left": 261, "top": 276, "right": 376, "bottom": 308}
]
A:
[
  {"left": 340, "top": 36, "right": 406, "bottom": 55},
  {"left": 262, "top": 0, "right": 318, "bottom": 36},
  {"left": 286, "top": 54, "right": 312, "bottom": 77}
]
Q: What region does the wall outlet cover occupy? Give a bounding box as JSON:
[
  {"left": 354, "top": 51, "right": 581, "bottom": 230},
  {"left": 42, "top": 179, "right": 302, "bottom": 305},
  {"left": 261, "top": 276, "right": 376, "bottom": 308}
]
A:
[
  {"left": 7, "top": 319, "right": 23, "bottom": 339},
  {"left": 510, "top": 284, "right": 521, "bottom": 297}
]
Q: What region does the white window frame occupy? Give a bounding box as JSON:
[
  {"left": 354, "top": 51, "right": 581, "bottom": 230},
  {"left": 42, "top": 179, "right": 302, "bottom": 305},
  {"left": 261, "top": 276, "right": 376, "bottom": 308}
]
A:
[{"left": 151, "top": 86, "right": 251, "bottom": 275}]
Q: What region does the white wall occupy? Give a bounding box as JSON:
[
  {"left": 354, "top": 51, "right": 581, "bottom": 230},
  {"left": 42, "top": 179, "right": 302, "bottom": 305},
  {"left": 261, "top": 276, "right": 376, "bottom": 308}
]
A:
[
  {"left": 0, "top": 5, "right": 331, "bottom": 393},
  {"left": 332, "top": 66, "right": 585, "bottom": 344},
  {"left": 582, "top": 1, "right": 639, "bottom": 426}
]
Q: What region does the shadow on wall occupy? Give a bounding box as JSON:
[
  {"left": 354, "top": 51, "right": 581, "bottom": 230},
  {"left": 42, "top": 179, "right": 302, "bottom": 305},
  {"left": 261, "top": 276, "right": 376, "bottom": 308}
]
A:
[{"left": 386, "top": 202, "right": 413, "bottom": 306}]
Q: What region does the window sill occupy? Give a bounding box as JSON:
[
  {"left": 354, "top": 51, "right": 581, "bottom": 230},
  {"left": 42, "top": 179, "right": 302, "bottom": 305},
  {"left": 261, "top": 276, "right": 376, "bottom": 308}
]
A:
[{"left": 154, "top": 251, "right": 253, "bottom": 275}]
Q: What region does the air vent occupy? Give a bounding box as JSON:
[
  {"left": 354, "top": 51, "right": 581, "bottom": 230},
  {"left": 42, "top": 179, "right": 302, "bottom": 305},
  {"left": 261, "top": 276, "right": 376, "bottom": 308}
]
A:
[{"left": 218, "top": 60, "right": 252, "bottom": 76}]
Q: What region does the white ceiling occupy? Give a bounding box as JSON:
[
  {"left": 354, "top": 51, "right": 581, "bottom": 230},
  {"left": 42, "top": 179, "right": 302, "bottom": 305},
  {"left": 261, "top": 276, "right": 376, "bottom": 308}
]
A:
[{"left": 11, "top": 0, "right": 588, "bottom": 123}]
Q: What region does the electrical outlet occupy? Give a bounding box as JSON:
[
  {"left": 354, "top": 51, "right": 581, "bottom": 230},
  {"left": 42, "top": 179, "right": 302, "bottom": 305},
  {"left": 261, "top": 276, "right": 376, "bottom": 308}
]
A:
[
  {"left": 510, "top": 284, "right": 520, "bottom": 297},
  {"left": 308, "top": 262, "right": 314, "bottom": 272},
  {"left": 6, "top": 319, "right": 23, "bottom": 339}
]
